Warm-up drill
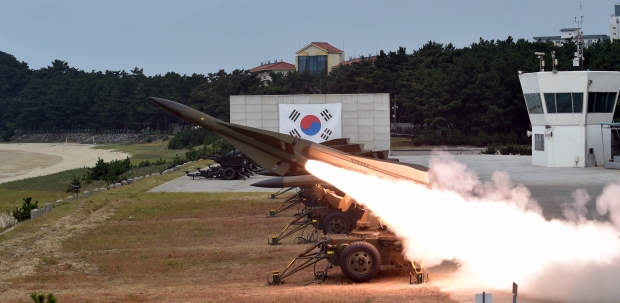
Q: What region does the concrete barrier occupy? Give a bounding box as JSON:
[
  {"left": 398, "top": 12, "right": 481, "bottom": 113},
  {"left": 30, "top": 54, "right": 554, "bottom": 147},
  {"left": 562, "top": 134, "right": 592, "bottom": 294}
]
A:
[
  {"left": 100, "top": 187, "right": 107, "bottom": 191},
  {"left": 83, "top": 190, "right": 90, "bottom": 198},
  {"left": 66, "top": 196, "right": 75, "bottom": 202},
  {"left": 55, "top": 199, "right": 63, "bottom": 205},
  {"left": 145, "top": 174, "right": 151, "bottom": 178},
  {"left": 115, "top": 183, "right": 122, "bottom": 189},
  {"left": 133, "top": 177, "right": 139, "bottom": 183},
  {"left": 44, "top": 203, "right": 53, "bottom": 213},
  {"left": 30, "top": 209, "right": 39, "bottom": 220},
  {"left": 121, "top": 180, "right": 128, "bottom": 186},
  {"left": 93, "top": 188, "right": 99, "bottom": 194}
]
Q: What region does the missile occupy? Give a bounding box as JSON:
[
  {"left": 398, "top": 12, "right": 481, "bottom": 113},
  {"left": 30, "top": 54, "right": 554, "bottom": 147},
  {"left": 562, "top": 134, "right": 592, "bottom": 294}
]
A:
[
  {"left": 150, "top": 97, "right": 430, "bottom": 186},
  {"left": 251, "top": 175, "right": 332, "bottom": 188}
]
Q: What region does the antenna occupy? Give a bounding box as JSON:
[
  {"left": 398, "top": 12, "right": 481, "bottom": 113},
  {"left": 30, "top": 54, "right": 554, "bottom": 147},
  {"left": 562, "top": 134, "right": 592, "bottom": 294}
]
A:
[
  {"left": 573, "top": 4, "right": 585, "bottom": 70},
  {"left": 535, "top": 52, "right": 545, "bottom": 72}
]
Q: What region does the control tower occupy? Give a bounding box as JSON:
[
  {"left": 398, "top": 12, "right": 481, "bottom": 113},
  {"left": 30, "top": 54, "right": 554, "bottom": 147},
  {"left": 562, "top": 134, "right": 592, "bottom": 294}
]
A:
[{"left": 518, "top": 71, "right": 620, "bottom": 167}]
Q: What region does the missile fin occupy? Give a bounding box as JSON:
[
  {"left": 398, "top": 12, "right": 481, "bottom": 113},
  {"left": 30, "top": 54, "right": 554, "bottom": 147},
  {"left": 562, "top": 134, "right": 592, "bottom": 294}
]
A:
[{"left": 272, "top": 162, "right": 292, "bottom": 175}]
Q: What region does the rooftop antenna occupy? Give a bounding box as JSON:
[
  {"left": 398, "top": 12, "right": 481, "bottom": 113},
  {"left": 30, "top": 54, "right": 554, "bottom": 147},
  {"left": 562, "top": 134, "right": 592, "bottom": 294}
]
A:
[
  {"left": 535, "top": 52, "right": 545, "bottom": 72},
  {"left": 551, "top": 51, "right": 558, "bottom": 73},
  {"left": 574, "top": 4, "right": 585, "bottom": 70}
]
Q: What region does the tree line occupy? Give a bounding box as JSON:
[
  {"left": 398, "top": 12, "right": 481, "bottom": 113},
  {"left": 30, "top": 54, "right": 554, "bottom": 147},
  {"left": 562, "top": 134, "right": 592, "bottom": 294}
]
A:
[{"left": 2, "top": 36, "right": 620, "bottom": 146}]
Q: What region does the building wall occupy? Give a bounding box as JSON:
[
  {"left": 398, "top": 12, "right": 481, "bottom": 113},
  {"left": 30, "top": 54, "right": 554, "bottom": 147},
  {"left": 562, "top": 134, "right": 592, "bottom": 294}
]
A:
[
  {"left": 610, "top": 16, "right": 620, "bottom": 40},
  {"left": 230, "top": 94, "right": 390, "bottom": 151},
  {"left": 531, "top": 125, "right": 548, "bottom": 166},
  {"left": 296, "top": 45, "right": 344, "bottom": 74},
  {"left": 256, "top": 70, "right": 292, "bottom": 82},
  {"left": 586, "top": 125, "right": 612, "bottom": 166}
]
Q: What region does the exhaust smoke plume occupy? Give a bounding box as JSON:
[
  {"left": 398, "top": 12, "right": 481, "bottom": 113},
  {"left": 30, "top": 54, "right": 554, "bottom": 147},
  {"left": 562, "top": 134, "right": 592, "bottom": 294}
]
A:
[{"left": 305, "top": 155, "right": 620, "bottom": 302}]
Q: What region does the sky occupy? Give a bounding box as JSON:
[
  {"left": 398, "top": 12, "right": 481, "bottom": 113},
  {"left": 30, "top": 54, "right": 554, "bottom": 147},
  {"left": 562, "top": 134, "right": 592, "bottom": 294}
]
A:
[{"left": 1, "top": 0, "right": 618, "bottom": 76}]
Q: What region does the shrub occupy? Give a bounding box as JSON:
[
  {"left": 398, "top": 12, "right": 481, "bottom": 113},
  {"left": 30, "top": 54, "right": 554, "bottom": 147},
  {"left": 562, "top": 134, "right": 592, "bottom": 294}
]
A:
[
  {"left": 482, "top": 145, "right": 499, "bottom": 155},
  {"left": 13, "top": 197, "right": 38, "bottom": 222},
  {"left": 66, "top": 176, "right": 81, "bottom": 192},
  {"left": 499, "top": 144, "right": 532, "bottom": 155},
  {"left": 85, "top": 157, "right": 133, "bottom": 184},
  {"left": 167, "top": 128, "right": 220, "bottom": 149},
  {"left": 1, "top": 129, "right": 15, "bottom": 142},
  {"left": 484, "top": 144, "right": 532, "bottom": 155},
  {"left": 30, "top": 292, "right": 57, "bottom": 303}
]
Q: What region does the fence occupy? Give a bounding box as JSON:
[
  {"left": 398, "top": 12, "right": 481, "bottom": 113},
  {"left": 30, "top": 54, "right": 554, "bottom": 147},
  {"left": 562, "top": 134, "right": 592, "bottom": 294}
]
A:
[{"left": 13, "top": 128, "right": 172, "bottom": 135}]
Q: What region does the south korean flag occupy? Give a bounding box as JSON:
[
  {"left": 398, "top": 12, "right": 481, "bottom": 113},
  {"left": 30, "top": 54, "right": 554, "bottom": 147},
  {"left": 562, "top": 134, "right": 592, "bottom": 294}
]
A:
[{"left": 279, "top": 103, "right": 342, "bottom": 143}]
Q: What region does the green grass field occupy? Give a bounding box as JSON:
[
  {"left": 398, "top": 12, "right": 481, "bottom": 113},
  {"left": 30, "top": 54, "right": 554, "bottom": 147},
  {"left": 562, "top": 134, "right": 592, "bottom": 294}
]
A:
[
  {"left": 93, "top": 140, "right": 189, "bottom": 166},
  {"left": 0, "top": 140, "right": 196, "bottom": 216}
]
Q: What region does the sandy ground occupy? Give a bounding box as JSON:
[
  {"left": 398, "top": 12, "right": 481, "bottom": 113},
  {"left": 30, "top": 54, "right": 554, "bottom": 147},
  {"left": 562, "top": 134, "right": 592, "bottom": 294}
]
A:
[{"left": 0, "top": 143, "right": 130, "bottom": 184}]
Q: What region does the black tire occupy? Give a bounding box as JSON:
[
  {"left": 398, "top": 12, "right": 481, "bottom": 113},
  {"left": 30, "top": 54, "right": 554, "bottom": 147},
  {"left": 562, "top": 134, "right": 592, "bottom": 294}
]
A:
[
  {"left": 222, "top": 167, "right": 236, "bottom": 180},
  {"left": 339, "top": 241, "right": 381, "bottom": 283},
  {"left": 321, "top": 211, "right": 352, "bottom": 234}
]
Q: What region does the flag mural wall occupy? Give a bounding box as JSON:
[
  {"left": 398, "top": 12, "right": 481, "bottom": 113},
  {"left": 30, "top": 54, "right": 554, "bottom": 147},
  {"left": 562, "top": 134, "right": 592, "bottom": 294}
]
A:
[{"left": 279, "top": 104, "right": 342, "bottom": 143}]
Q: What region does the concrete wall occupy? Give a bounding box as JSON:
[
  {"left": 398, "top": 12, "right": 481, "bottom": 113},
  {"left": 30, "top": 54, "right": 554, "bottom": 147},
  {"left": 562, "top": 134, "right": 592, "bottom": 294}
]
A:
[{"left": 230, "top": 94, "right": 390, "bottom": 151}]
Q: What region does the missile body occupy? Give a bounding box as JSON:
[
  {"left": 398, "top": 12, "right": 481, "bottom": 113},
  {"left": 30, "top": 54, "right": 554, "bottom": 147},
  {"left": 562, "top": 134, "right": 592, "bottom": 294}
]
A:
[
  {"left": 251, "top": 175, "right": 332, "bottom": 188},
  {"left": 150, "top": 97, "right": 430, "bottom": 186}
]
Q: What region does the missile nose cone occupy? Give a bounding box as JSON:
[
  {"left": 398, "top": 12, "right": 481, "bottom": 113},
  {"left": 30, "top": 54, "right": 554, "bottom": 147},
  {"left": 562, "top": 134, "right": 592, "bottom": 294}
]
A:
[
  {"left": 149, "top": 97, "right": 186, "bottom": 116},
  {"left": 251, "top": 177, "right": 285, "bottom": 188}
]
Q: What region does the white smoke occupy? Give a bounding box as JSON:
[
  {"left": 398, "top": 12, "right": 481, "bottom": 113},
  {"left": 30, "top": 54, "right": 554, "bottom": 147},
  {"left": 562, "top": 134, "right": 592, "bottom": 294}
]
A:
[
  {"left": 561, "top": 189, "right": 590, "bottom": 223},
  {"left": 305, "top": 154, "right": 620, "bottom": 302},
  {"left": 597, "top": 183, "right": 620, "bottom": 229}
]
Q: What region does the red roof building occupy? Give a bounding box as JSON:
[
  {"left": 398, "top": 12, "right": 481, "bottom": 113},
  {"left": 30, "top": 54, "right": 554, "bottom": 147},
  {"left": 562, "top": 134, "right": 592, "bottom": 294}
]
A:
[
  {"left": 249, "top": 60, "right": 296, "bottom": 81},
  {"left": 296, "top": 42, "right": 345, "bottom": 74},
  {"left": 333, "top": 55, "right": 377, "bottom": 68}
]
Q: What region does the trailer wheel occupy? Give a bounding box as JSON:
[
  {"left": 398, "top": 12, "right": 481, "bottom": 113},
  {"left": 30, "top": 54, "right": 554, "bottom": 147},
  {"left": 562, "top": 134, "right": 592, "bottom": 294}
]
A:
[
  {"left": 321, "top": 211, "right": 352, "bottom": 234},
  {"left": 223, "top": 167, "right": 236, "bottom": 180},
  {"left": 339, "top": 241, "right": 381, "bottom": 282}
]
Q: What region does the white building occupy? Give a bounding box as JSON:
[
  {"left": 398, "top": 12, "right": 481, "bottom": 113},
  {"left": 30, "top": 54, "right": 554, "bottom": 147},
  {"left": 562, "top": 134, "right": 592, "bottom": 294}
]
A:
[
  {"left": 533, "top": 28, "right": 609, "bottom": 47},
  {"left": 610, "top": 3, "right": 620, "bottom": 40},
  {"left": 518, "top": 71, "right": 620, "bottom": 167}
]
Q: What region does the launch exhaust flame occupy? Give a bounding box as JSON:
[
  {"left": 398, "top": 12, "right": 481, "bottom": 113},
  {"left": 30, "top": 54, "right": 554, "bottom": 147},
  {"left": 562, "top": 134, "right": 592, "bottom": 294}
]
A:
[{"left": 306, "top": 156, "right": 620, "bottom": 302}]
